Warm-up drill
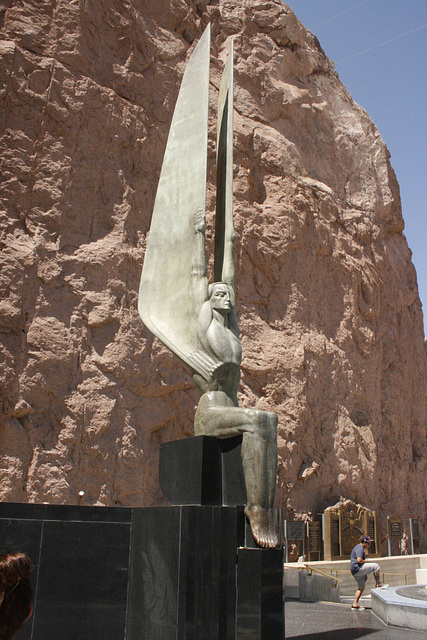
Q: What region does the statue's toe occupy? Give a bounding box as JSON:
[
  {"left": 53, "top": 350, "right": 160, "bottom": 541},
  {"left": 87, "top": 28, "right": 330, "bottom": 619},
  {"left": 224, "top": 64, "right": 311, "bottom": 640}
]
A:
[{"left": 245, "top": 505, "right": 278, "bottom": 549}]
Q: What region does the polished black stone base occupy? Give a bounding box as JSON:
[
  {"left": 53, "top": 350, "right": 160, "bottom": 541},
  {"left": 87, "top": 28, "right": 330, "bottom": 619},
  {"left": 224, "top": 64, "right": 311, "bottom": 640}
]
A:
[
  {"left": 0, "top": 502, "right": 284, "bottom": 640},
  {"left": 128, "top": 506, "right": 242, "bottom": 640},
  {"left": 0, "top": 502, "right": 132, "bottom": 640},
  {"left": 128, "top": 506, "right": 284, "bottom": 640},
  {"left": 159, "top": 435, "right": 246, "bottom": 507},
  {"left": 237, "top": 548, "right": 285, "bottom": 639}
]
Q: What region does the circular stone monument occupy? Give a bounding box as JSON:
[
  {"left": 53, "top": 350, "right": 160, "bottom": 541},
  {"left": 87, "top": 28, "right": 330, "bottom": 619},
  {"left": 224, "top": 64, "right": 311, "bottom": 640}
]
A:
[
  {"left": 395, "top": 585, "right": 427, "bottom": 602},
  {"left": 371, "top": 585, "right": 427, "bottom": 632}
]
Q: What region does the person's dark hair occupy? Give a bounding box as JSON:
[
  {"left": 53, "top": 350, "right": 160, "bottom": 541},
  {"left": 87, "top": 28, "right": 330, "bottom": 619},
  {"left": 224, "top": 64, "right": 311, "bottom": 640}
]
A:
[{"left": 0, "top": 552, "right": 33, "bottom": 640}]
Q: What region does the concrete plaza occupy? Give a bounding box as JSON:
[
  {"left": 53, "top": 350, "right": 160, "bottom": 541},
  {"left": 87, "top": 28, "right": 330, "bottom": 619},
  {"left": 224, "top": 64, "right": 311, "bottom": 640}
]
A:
[{"left": 285, "top": 599, "right": 426, "bottom": 639}]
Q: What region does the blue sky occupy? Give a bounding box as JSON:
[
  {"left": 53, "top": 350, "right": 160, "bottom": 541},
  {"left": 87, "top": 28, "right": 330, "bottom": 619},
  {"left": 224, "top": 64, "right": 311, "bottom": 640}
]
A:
[{"left": 286, "top": 1, "right": 426, "bottom": 330}]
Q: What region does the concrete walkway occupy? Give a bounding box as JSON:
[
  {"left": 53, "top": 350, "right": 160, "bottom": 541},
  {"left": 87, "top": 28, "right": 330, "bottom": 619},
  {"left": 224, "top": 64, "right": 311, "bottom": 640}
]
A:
[{"left": 285, "top": 599, "right": 426, "bottom": 639}]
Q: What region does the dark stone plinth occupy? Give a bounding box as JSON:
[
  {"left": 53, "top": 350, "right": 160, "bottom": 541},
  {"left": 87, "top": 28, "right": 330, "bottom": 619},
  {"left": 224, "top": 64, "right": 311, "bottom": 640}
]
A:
[
  {"left": 159, "top": 435, "right": 246, "bottom": 506},
  {"left": 159, "top": 436, "right": 222, "bottom": 506},
  {"left": 0, "top": 502, "right": 284, "bottom": 640},
  {"left": 127, "top": 506, "right": 284, "bottom": 640},
  {"left": 127, "top": 506, "right": 245, "bottom": 640},
  {"left": 237, "top": 548, "right": 285, "bottom": 639},
  {"left": 0, "top": 502, "right": 133, "bottom": 640}
]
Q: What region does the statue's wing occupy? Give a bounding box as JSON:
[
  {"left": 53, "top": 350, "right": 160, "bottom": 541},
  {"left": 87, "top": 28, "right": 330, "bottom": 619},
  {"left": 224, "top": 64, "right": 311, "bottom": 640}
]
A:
[
  {"left": 138, "top": 25, "right": 212, "bottom": 377},
  {"left": 214, "top": 40, "right": 235, "bottom": 288}
]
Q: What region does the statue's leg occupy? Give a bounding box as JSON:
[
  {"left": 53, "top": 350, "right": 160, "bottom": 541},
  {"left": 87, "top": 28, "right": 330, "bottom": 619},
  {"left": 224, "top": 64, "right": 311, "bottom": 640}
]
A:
[
  {"left": 195, "top": 392, "right": 278, "bottom": 548},
  {"left": 241, "top": 411, "right": 278, "bottom": 548}
]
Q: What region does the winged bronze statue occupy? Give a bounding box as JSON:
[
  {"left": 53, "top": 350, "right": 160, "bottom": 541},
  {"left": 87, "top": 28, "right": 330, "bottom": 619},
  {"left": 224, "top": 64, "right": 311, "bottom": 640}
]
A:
[{"left": 138, "top": 25, "right": 278, "bottom": 548}]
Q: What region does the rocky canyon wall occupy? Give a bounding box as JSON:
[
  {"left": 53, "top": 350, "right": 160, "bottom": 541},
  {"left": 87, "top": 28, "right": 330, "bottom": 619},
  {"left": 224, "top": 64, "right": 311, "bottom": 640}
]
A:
[{"left": 0, "top": 0, "right": 425, "bottom": 552}]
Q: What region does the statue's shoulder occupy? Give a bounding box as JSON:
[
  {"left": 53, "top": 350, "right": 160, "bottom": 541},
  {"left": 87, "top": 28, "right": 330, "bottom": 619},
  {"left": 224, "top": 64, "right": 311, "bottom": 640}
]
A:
[{"left": 198, "top": 300, "right": 213, "bottom": 324}]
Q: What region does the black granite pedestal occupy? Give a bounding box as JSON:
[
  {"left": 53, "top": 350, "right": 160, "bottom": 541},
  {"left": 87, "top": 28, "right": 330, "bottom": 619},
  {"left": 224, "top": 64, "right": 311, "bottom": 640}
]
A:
[
  {"left": 159, "top": 435, "right": 247, "bottom": 507},
  {"left": 0, "top": 502, "right": 132, "bottom": 640},
  {"left": 0, "top": 436, "right": 284, "bottom": 639},
  {"left": 155, "top": 436, "right": 285, "bottom": 639}
]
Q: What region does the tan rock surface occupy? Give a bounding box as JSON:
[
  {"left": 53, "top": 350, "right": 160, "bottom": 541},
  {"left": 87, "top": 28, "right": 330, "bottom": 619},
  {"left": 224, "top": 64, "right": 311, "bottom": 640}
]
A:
[{"left": 0, "top": 0, "right": 425, "bottom": 551}]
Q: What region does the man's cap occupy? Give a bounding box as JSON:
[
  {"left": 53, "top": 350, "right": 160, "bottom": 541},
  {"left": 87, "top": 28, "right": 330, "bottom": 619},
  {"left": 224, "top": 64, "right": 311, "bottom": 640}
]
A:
[{"left": 361, "top": 536, "right": 373, "bottom": 543}]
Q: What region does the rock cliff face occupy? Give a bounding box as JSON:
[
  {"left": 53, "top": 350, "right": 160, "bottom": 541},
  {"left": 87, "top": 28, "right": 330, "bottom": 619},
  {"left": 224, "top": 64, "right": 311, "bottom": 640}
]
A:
[{"left": 0, "top": 0, "right": 425, "bottom": 551}]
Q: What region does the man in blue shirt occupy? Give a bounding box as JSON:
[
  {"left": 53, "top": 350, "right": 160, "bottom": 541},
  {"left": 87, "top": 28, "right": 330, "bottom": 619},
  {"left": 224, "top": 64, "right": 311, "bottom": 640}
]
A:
[{"left": 350, "top": 536, "right": 385, "bottom": 609}]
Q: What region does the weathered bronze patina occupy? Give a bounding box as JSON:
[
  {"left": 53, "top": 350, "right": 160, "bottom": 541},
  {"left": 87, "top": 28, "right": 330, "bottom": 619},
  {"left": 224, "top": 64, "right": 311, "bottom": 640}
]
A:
[{"left": 138, "top": 26, "right": 278, "bottom": 548}]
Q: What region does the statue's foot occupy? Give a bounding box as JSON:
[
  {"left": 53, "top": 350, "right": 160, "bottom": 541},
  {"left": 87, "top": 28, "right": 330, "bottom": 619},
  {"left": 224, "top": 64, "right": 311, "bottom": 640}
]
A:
[{"left": 244, "top": 505, "right": 278, "bottom": 549}]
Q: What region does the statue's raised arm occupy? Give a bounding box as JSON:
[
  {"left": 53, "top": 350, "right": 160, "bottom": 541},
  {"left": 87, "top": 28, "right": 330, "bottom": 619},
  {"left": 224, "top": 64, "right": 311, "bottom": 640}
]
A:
[{"left": 215, "top": 39, "right": 235, "bottom": 293}]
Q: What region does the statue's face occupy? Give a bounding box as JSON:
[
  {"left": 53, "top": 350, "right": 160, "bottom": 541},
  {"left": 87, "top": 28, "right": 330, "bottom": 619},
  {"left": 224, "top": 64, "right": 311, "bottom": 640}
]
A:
[{"left": 210, "top": 283, "right": 231, "bottom": 312}]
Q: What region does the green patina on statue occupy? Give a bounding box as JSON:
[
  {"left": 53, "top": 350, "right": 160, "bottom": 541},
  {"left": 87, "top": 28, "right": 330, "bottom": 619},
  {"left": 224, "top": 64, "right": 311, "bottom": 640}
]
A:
[{"left": 138, "top": 25, "right": 278, "bottom": 548}]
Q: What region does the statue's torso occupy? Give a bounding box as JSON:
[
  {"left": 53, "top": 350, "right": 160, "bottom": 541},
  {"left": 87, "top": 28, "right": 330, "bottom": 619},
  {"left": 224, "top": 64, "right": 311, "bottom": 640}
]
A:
[
  {"left": 194, "top": 314, "right": 242, "bottom": 401},
  {"left": 207, "top": 317, "right": 242, "bottom": 366}
]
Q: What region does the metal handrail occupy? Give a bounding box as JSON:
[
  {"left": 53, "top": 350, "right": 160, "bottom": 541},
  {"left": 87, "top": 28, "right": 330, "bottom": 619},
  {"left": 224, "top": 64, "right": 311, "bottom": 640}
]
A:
[
  {"left": 284, "top": 564, "right": 342, "bottom": 586},
  {"left": 381, "top": 572, "right": 409, "bottom": 585},
  {"left": 285, "top": 565, "right": 408, "bottom": 586},
  {"left": 325, "top": 568, "right": 409, "bottom": 585},
  {"left": 304, "top": 565, "right": 343, "bottom": 584}
]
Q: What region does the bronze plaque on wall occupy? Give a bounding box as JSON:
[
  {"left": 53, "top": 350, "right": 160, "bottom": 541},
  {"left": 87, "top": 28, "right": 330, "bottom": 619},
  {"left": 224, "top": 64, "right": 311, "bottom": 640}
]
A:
[
  {"left": 367, "top": 516, "right": 376, "bottom": 554},
  {"left": 286, "top": 521, "right": 305, "bottom": 541},
  {"left": 308, "top": 521, "right": 321, "bottom": 553},
  {"left": 341, "top": 504, "right": 366, "bottom": 556},
  {"left": 323, "top": 499, "right": 378, "bottom": 560},
  {"left": 412, "top": 518, "right": 419, "bottom": 540},
  {"left": 331, "top": 518, "right": 340, "bottom": 558},
  {"left": 388, "top": 516, "right": 403, "bottom": 539}
]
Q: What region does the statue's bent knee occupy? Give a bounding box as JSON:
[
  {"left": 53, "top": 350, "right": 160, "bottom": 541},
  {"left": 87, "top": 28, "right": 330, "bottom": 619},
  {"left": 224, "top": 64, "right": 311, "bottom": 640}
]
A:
[
  {"left": 244, "top": 408, "right": 257, "bottom": 420},
  {"left": 252, "top": 411, "right": 277, "bottom": 442}
]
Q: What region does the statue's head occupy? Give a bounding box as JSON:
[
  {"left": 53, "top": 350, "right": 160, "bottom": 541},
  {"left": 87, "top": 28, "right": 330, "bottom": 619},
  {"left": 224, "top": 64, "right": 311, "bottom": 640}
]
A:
[{"left": 208, "top": 282, "right": 231, "bottom": 313}]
